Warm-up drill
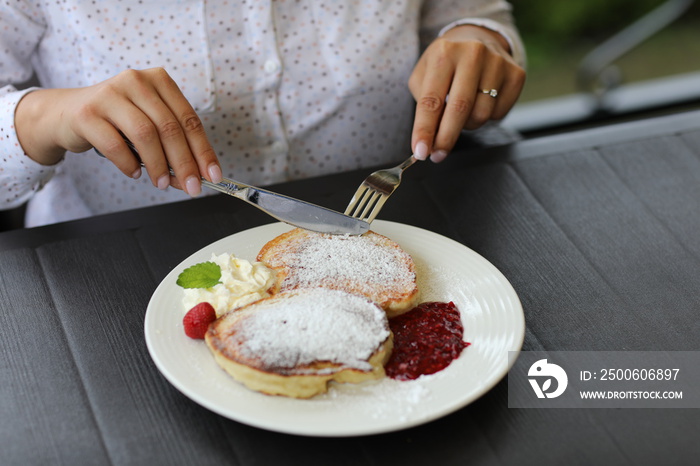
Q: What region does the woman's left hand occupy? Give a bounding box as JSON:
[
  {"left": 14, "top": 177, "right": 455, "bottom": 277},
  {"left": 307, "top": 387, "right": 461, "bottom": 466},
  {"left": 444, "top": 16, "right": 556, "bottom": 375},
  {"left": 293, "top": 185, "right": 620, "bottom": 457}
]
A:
[{"left": 408, "top": 25, "right": 526, "bottom": 162}]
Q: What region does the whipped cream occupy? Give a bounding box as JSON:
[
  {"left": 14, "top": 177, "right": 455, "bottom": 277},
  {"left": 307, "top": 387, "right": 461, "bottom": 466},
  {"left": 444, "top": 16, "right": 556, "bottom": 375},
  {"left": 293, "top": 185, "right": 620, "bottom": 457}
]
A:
[{"left": 183, "top": 253, "right": 276, "bottom": 317}]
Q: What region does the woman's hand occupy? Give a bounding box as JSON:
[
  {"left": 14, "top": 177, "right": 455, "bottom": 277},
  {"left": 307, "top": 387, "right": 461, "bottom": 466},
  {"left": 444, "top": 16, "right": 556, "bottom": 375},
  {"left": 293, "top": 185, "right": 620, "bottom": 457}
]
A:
[
  {"left": 408, "top": 25, "right": 526, "bottom": 162},
  {"left": 15, "top": 67, "right": 221, "bottom": 195}
]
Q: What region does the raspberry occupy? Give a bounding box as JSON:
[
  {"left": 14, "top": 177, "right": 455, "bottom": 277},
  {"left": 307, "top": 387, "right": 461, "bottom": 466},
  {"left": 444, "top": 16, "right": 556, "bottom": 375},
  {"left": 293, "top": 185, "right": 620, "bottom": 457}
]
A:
[{"left": 183, "top": 302, "right": 217, "bottom": 339}]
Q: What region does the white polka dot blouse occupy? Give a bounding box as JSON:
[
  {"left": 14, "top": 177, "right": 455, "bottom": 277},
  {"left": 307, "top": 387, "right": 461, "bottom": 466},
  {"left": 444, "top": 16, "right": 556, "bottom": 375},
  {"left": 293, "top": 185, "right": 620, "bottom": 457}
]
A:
[{"left": 0, "top": 0, "right": 523, "bottom": 227}]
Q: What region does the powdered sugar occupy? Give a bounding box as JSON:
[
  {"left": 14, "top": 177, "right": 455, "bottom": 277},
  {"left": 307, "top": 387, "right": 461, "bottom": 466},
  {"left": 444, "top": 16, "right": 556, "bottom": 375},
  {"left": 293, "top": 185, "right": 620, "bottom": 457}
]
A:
[
  {"left": 321, "top": 378, "right": 433, "bottom": 421},
  {"left": 229, "top": 288, "right": 390, "bottom": 373},
  {"left": 267, "top": 232, "right": 415, "bottom": 300}
]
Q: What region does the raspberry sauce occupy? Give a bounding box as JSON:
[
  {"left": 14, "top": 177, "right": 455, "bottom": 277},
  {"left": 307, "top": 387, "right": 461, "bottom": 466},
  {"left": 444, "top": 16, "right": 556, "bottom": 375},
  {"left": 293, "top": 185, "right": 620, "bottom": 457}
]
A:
[{"left": 385, "top": 302, "right": 469, "bottom": 380}]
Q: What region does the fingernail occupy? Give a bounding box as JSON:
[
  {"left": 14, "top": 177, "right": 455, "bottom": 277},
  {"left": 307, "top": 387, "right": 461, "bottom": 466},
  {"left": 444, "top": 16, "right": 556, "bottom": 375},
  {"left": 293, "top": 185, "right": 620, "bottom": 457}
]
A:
[
  {"left": 208, "top": 164, "right": 223, "bottom": 183},
  {"left": 157, "top": 174, "right": 170, "bottom": 191},
  {"left": 414, "top": 141, "right": 429, "bottom": 161},
  {"left": 185, "top": 176, "right": 201, "bottom": 196},
  {"left": 131, "top": 168, "right": 142, "bottom": 179},
  {"left": 430, "top": 150, "right": 448, "bottom": 163}
]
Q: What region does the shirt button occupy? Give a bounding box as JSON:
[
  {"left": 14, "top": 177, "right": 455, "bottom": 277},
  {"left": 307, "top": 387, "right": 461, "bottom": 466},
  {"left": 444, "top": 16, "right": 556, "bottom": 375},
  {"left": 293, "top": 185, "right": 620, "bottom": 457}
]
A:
[{"left": 264, "top": 59, "right": 280, "bottom": 74}]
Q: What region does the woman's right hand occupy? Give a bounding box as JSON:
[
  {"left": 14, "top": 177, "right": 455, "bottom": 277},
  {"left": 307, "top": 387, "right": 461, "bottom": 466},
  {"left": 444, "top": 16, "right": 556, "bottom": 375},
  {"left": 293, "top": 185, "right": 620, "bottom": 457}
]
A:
[{"left": 15, "top": 67, "right": 222, "bottom": 196}]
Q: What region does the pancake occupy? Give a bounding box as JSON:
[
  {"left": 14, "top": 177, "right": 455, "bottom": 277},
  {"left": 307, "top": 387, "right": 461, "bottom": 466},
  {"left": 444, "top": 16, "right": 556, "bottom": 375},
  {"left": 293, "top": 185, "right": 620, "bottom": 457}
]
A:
[
  {"left": 256, "top": 228, "right": 419, "bottom": 317},
  {"left": 205, "top": 288, "right": 393, "bottom": 398}
]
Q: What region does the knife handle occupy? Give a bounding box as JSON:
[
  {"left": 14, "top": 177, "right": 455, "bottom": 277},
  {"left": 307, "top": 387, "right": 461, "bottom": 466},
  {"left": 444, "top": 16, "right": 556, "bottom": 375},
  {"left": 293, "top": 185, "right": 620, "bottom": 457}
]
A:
[{"left": 200, "top": 178, "right": 250, "bottom": 199}]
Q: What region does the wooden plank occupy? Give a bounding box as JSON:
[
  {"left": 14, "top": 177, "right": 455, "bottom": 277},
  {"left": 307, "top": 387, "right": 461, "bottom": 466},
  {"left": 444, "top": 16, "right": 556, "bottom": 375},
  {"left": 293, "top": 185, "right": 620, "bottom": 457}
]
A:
[
  {"left": 35, "top": 233, "right": 238, "bottom": 465},
  {"left": 0, "top": 248, "right": 108, "bottom": 464}
]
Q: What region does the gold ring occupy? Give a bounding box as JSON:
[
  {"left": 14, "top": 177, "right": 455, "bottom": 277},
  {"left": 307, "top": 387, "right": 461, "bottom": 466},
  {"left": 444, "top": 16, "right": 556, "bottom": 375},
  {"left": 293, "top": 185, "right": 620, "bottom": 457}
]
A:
[{"left": 481, "top": 89, "right": 498, "bottom": 98}]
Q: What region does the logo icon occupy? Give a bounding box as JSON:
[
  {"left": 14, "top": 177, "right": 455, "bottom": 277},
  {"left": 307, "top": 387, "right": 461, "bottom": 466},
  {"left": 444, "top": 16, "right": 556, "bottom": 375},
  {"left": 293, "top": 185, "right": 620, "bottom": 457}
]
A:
[{"left": 528, "top": 359, "right": 568, "bottom": 399}]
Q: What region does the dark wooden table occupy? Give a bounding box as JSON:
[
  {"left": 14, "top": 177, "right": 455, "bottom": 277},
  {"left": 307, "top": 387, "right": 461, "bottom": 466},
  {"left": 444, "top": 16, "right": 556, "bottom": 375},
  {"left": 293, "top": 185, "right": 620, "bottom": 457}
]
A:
[{"left": 2, "top": 110, "right": 700, "bottom": 465}]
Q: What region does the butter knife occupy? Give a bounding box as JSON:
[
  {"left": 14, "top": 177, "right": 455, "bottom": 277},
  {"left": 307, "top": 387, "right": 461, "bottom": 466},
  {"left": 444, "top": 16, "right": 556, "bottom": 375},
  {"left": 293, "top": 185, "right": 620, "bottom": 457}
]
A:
[
  {"left": 94, "top": 142, "right": 369, "bottom": 236},
  {"left": 200, "top": 176, "right": 369, "bottom": 235}
]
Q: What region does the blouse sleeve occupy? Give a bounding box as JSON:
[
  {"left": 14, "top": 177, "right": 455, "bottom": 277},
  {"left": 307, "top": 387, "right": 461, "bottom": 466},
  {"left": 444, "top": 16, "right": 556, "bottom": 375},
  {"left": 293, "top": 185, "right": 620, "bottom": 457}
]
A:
[
  {"left": 420, "top": 0, "right": 526, "bottom": 67},
  {"left": 0, "top": 87, "right": 59, "bottom": 210},
  {"left": 0, "top": 2, "right": 57, "bottom": 210}
]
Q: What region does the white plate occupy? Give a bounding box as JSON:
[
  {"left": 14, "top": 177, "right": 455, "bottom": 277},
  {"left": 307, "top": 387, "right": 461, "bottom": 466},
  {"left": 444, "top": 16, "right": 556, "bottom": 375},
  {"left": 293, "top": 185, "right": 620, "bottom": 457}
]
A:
[{"left": 145, "top": 220, "right": 525, "bottom": 437}]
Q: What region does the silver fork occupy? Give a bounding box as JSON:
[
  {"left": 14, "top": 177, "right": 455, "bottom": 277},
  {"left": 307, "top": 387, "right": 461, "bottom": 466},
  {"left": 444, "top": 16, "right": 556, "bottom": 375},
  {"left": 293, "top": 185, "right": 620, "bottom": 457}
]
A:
[{"left": 344, "top": 155, "right": 418, "bottom": 223}]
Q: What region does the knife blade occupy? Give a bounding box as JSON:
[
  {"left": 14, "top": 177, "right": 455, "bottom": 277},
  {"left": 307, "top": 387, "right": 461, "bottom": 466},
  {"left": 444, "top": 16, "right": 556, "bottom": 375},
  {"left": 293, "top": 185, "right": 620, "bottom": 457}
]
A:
[
  {"left": 94, "top": 141, "right": 369, "bottom": 235},
  {"left": 201, "top": 177, "right": 369, "bottom": 235}
]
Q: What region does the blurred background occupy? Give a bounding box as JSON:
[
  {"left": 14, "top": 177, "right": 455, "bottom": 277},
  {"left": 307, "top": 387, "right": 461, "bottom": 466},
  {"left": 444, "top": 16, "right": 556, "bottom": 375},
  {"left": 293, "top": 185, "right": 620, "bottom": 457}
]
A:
[{"left": 505, "top": 0, "right": 700, "bottom": 135}]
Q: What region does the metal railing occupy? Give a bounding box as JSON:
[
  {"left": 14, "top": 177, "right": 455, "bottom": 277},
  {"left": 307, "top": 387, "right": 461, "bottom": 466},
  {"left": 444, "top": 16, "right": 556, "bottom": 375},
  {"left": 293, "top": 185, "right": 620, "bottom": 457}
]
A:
[{"left": 576, "top": 0, "right": 696, "bottom": 109}]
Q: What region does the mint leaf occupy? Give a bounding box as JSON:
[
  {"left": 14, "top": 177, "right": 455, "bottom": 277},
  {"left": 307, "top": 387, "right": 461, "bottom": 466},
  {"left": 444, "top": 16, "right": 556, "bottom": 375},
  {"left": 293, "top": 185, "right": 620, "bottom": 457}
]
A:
[{"left": 176, "top": 261, "right": 222, "bottom": 289}]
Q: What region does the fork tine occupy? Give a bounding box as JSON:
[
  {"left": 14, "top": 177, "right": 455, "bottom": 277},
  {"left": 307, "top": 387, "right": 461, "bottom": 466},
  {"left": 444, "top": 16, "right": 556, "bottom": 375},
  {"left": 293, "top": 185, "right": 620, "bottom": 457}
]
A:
[
  {"left": 356, "top": 190, "right": 382, "bottom": 219},
  {"left": 344, "top": 185, "right": 371, "bottom": 216},
  {"left": 344, "top": 155, "right": 417, "bottom": 223},
  {"left": 358, "top": 190, "right": 383, "bottom": 220},
  {"left": 364, "top": 195, "right": 389, "bottom": 223}
]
